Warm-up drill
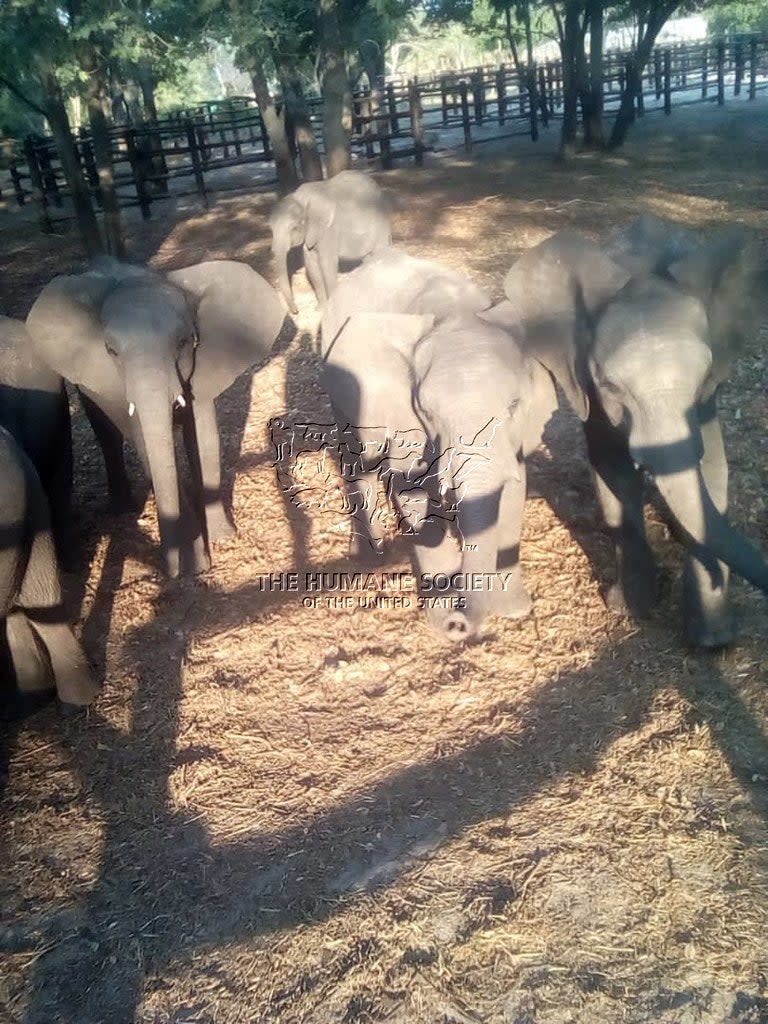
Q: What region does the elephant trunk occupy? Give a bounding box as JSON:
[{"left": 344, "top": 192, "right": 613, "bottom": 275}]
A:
[
  {"left": 440, "top": 480, "right": 503, "bottom": 643},
  {"left": 644, "top": 444, "right": 768, "bottom": 595},
  {"left": 273, "top": 242, "right": 297, "bottom": 315},
  {"left": 126, "top": 367, "right": 183, "bottom": 577}
]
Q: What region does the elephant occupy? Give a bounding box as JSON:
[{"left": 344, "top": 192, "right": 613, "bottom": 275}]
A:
[
  {"left": 0, "top": 425, "right": 98, "bottom": 713},
  {"left": 502, "top": 226, "right": 767, "bottom": 648},
  {"left": 269, "top": 169, "right": 393, "bottom": 314},
  {"left": 319, "top": 249, "right": 559, "bottom": 641},
  {"left": 26, "top": 258, "right": 289, "bottom": 578},
  {"left": 0, "top": 315, "right": 72, "bottom": 551}
]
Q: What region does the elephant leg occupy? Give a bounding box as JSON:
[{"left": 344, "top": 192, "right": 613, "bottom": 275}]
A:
[
  {"left": 18, "top": 521, "right": 98, "bottom": 709},
  {"left": 682, "top": 397, "right": 733, "bottom": 648},
  {"left": 6, "top": 611, "right": 53, "bottom": 694},
  {"left": 185, "top": 397, "right": 235, "bottom": 544},
  {"left": 494, "top": 465, "right": 532, "bottom": 619},
  {"left": 79, "top": 389, "right": 135, "bottom": 513},
  {"left": 410, "top": 504, "right": 461, "bottom": 633},
  {"left": 346, "top": 469, "right": 387, "bottom": 565},
  {"left": 585, "top": 409, "right": 657, "bottom": 617}
]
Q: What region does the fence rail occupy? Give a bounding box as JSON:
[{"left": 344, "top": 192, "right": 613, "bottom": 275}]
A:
[{"left": 2, "top": 33, "right": 767, "bottom": 231}]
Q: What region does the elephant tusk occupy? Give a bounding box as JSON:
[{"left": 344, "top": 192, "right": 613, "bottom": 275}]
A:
[
  {"left": 175, "top": 393, "right": 186, "bottom": 408},
  {"left": 128, "top": 402, "right": 136, "bottom": 417}
]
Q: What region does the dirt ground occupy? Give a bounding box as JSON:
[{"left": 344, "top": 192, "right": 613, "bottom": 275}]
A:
[{"left": 1, "top": 99, "right": 768, "bottom": 1024}]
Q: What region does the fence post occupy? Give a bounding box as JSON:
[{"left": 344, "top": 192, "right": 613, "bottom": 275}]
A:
[
  {"left": 654, "top": 50, "right": 662, "bottom": 98},
  {"left": 471, "top": 71, "right": 483, "bottom": 125},
  {"left": 663, "top": 49, "right": 672, "bottom": 114},
  {"left": 408, "top": 79, "right": 424, "bottom": 166},
  {"left": 749, "top": 37, "right": 757, "bottom": 99},
  {"left": 441, "top": 75, "right": 450, "bottom": 126},
  {"left": 496, "top": 65, "right": 506, "bottom": 125},
  {"left": 185, "top": 118, "right": 208, "bottom": 207},
  {"left": 9, "top": 162, "right": 25, "bottom": 206},
  {"left": 526, "top": 68, "right": 539, "bottom": 141},
  {"left": 717, "top": 40, "right": 725, "bottom": 105},
  {"left": 23, "top": 135, "right": 52, "bottom": 234},
  {"left": 537, "top": 65, "right": 549, "bottom": 126},
  {"left": 701, "top": 44, "right": 709, "bottom": 98},
  {"left": 258, "top": 110, "right": 271, "bottom": 159},
  {"left": 36, "top": 141, "right": 62, "bottom": 207},
  {"left": 387, "top": 83, "right": 399, "bottom": 134},
  {"left": 458, "top": 81, "right": 472, "bottom": 152},
  {"left": 734, "top": 39, "right": 744, "bottom": 96},
  {"left": 124, "top": 128, "right": 152, "bottom": 220},
  {"left": 636, "top": 60, "right": 645, "bottom": 117}
]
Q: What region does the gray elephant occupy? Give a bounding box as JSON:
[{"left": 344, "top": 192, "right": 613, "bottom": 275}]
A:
[
  {"left": 503, "top": 226, "right": 767, "bottom": 647},
  {"left": 320, "top": 249, "right": 558, "bottom": 641},
  {"left": 26, "top": 258, "right": 289, "bottom": 578},
  {"left": 0, "top": 315, "right": 72, "bottom": 550},
  {"left": 269, "top": 169, "right": 393, "bottom": 314},
  {"left": 0, "top": 425, "right": 98, "bottom": 712}
]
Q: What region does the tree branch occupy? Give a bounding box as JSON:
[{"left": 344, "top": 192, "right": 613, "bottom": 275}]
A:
[{"left": 0, "top": 73, "right": 48, "bottom": 118}]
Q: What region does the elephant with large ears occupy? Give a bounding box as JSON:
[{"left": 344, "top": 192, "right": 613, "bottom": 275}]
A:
[
  {"left": 26, "top": 258, "right": 288, "bottom": 578},
  {"left": 503, "top": 225, "right": 767, "bottom": 648},
  {"left": 269, "top": 169, "right": 393, "bottom": 313},
  {"left": 320, "top": 249, "right": 558, "bottom": 642},
  {"left": 0, "top": 426, "right": 98, "bottom": 714}
]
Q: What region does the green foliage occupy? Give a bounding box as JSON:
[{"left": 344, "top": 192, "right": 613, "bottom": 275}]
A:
[{"left": 707, "top": 0, "right": 768, "bottom": 34}]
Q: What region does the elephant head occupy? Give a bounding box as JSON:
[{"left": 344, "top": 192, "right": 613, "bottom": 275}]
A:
[
  {"left": 501, "top": 230, "right": 632, "bottom": 422},
  {"left": 27, "top": 264, "right": 199, "bottom": 577},
  {"left": 26, "top": 259, "right": 288, "bottom": 577},
  {"left": 591, "top": 271, "right": 768, "bottom": 598},
  {"left": 603, "top": 212, "right": 701, "bottom": 278},
  {"left": 268, "top": 194, "right": 308, "bottom": 314}
]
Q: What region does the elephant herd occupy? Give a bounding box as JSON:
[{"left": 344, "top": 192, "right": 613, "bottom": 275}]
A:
[{"left": 0, "top": 168, "right": 766, "bottom": 717}]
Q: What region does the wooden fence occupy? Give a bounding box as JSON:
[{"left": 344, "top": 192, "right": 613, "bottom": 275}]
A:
[{"left": 3, "top": 33, "right": 767, "bottom": 232}]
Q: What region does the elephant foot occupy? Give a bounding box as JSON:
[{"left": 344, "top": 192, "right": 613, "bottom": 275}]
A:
[
  {"left": 683, "top": 601, "right": 736, "bottom": 651},
  {"left": 58, "top": 698, "right": 91, "bottom": 719},
  {"left": 206, "top": 506, "right": 237, "bottom": 545},
  {"left": 180, "top": 539, "right": 211, "bottom": 576},
  {"left": 349, "top": 533, "right": 385, "bottom": 567},
  {"left": 605, "top": 570, "right": 658, "bottom": 619},
  {"left": 493, "top": 580, "right": 532, "bottom": 620}
]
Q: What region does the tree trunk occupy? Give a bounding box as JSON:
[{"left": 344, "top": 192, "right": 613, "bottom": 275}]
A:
[
  {"left": 39, "top": 70, "right": 103, "bottom": 257},
  {"left": 83, "top": 58, "right": 126, "bottom": 259},
  {"left": 584, "top": 0, "right": 605, "bottom": 147},
  {"left": 280, "top": 60, "right": 324, "bottom": 181},
  {"left": 503, "top": 4, "right": 523, "bottom": 77},
  {"left": 136, "top": 59, "right": 159, "bottom": 121},
  {"left": 318, "top": 0, "right": 352, "bottom": 177},
  {"left": 609, "top": 2, "right": 673, "bottom": 149},
  {"left": 246, "top": 51, "right": 298, "bottom": 193},
  {"left": 559, "top": 0, "right": 581, "bottom": 159}
]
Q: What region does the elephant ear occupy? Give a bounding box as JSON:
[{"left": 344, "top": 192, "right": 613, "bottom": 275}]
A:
[
  {"left": 304, "top": 191, "right": 336, "bottom": 250},
  {"left": 502, "top": 232, "right": 631, "bottom": 422},
  {"left": 25, "top": 272, "right": 124, "bottom": 398},
  {"left": 669, "top": 227, "right": 764, "bottom": 386},
  {"left": 166, "top": 261, "right": 288, "bottom": 399}
]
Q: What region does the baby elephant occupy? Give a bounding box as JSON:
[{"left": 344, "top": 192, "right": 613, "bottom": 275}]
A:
[
  {"left": 0, "top": 426, "right": 97, "bottom": 713},
  {"left": 269, "top": 169, "right": 393, "bottom": 313}
]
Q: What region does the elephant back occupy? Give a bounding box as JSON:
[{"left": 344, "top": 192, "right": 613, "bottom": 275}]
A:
[{"left": 320, "top": 249, "right": 491, "bottom": 356}]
